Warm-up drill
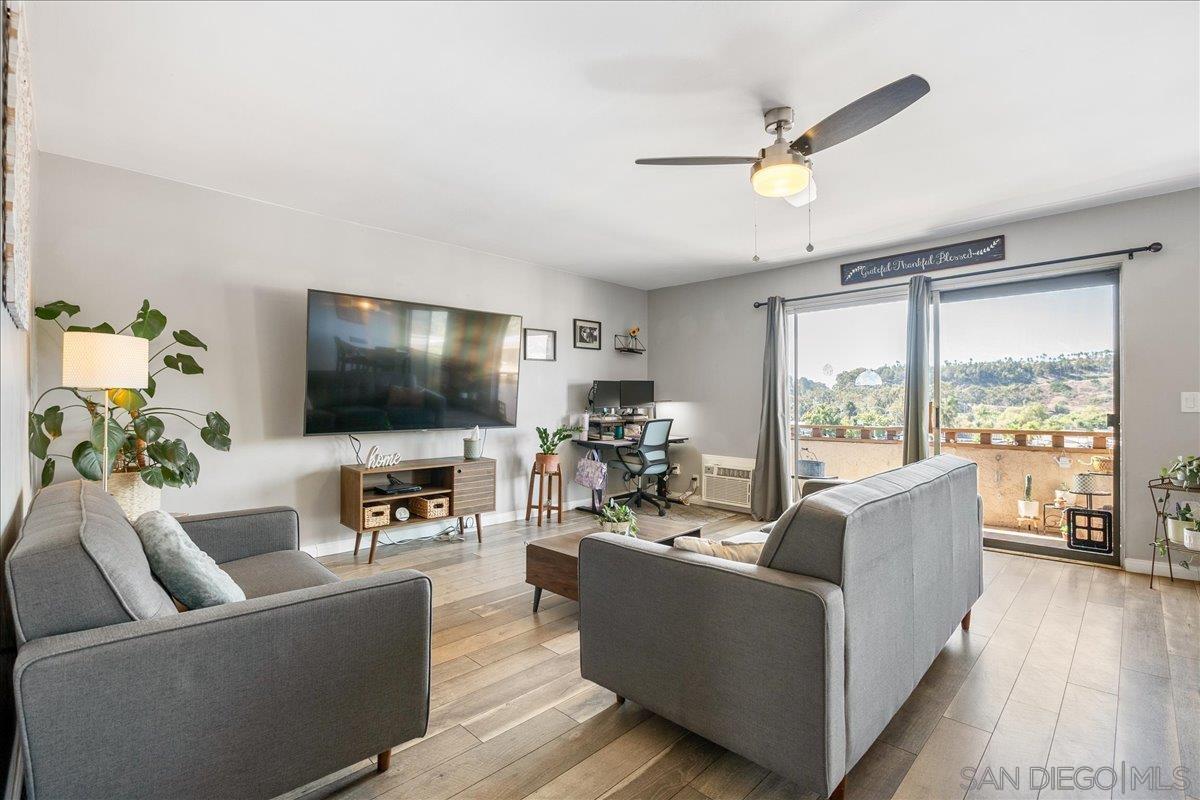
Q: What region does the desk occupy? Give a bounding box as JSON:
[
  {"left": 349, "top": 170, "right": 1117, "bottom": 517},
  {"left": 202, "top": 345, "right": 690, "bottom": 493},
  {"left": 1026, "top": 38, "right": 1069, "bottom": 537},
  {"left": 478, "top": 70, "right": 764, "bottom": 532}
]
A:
[{"left": 571, "top": 436, "right": 689, "bottom": 513}]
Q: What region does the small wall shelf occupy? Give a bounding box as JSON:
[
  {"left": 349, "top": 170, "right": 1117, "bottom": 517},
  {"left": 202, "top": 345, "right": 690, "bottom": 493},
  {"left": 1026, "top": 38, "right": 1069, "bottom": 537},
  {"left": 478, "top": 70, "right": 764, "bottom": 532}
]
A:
[{"left": 614, "top": 333, "right": 646, "bottom": 354}]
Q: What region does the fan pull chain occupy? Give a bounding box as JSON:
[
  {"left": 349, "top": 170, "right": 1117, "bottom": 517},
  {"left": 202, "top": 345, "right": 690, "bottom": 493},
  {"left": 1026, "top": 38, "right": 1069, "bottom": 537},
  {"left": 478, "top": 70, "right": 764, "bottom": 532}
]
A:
[
  {"left": 752, "top": 195, "right": 760, "bottom": 262},
  {"left": 805, "top": 180, "right": 815, "bottom": 253}
]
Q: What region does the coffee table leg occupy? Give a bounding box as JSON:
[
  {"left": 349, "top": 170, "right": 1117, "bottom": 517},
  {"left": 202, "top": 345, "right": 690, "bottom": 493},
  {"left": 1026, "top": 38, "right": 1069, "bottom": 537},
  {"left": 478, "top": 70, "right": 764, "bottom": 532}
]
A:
[{"left": 532, "top": 587, "right": 543, "bottom": 613}]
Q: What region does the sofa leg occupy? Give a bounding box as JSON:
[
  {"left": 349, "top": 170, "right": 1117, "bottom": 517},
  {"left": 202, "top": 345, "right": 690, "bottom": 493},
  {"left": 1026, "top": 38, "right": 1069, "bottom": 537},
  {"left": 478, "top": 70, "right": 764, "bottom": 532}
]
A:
[
  {"left": 830, "top": 777, "right": 845, "bottom": 800},
  {"left": 962, "top": 610, "right": 972, "bottom": 631},
  {"left": 377, "top": 749, "right": 391, "bottom": 773},
  {"left": 615, "top": 694, "right": 625, "bottom": 705}
]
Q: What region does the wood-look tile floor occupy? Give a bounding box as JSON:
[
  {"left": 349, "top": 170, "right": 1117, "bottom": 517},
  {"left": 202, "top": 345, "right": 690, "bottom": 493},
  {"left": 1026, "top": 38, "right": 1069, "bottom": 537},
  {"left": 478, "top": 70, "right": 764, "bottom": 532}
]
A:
[{"left": 288, "top": 506, "right": 1199, "bottom": 800}]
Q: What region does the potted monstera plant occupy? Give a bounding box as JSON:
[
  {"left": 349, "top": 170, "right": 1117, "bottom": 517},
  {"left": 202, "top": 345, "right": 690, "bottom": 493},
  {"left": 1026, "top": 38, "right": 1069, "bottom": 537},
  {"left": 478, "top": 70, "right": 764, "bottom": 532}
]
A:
[{"left": 27, "top": 299, "right": 231, "bottom": 518}]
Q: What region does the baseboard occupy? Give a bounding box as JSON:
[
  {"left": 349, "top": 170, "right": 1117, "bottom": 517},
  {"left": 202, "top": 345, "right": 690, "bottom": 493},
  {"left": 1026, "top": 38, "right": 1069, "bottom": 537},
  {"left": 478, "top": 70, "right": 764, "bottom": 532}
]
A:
[
  {"left": 301, "top": 508, "right": 524, "bottom": 558},
  {"left": 1123, "top": 556, "right": 1199, "bottom": 582}
]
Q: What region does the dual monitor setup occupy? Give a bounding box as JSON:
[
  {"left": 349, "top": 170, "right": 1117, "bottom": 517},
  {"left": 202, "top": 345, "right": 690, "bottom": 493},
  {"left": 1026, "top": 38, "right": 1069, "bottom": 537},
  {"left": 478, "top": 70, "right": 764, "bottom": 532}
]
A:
[{"left": 589, "top": 380, "right": 654, "bottom": 412}]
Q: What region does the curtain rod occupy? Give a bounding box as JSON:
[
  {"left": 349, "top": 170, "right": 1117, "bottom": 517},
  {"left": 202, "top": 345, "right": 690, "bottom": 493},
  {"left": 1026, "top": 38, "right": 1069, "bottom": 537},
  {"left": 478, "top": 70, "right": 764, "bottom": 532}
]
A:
[{"left": 751, "top": 242, "right": 1163, "bottom": 309}]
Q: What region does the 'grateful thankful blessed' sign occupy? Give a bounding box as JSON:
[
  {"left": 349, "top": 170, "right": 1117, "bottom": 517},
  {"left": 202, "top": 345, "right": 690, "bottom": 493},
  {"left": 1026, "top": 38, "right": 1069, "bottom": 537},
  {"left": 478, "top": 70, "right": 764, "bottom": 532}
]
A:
[{"left": 840, "top": 236, "right": 1005, "bottom": 285}]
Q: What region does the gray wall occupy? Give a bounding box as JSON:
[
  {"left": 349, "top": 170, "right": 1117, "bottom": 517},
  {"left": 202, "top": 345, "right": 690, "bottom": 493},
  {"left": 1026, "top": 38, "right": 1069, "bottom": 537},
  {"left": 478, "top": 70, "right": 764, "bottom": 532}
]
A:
[
  {"left": 33, "top": 154, "right": 648, "bottom": 549},
  {"left": 648, "top": 189, "right": 1200, "bottom": 567}
]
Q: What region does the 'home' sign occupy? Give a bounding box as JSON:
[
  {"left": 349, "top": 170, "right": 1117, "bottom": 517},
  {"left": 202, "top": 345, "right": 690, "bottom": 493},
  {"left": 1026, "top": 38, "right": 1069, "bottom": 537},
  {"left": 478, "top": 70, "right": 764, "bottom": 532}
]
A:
[{"left": 840, "top": 236, "right": 1005, "bottom": 285}]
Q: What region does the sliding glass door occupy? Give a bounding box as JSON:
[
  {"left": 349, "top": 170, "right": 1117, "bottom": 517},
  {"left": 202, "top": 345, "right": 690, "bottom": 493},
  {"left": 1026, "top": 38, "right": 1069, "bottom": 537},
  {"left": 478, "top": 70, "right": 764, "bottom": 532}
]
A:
[{"left": 933, "top": 271, "right": 1120, "bottom": 564}]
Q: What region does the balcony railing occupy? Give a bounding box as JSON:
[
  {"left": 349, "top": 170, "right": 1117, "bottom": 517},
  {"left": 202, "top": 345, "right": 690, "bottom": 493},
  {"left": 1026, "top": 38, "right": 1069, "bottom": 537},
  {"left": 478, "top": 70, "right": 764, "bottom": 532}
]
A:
[
  {"left": 789, "top": 423, "right": 1115, "bottom": 533},
  {"left": 791, "top": 424, "right": 1112, "bottom": 453}
]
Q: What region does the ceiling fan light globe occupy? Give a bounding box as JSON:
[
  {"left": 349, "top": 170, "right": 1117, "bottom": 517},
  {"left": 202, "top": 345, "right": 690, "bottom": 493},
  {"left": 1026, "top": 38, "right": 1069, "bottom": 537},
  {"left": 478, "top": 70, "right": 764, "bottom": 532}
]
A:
[
  {"left": 751, "top": 160, "right": 811, "bottom": 198},
  {"left": 783, "top": 176, "right": 818, "bottom": 207}
]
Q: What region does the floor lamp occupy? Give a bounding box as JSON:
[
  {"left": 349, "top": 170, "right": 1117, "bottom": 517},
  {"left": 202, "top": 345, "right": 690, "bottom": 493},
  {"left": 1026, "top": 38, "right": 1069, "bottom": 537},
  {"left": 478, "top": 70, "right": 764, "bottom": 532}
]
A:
[{"left": 61, "top": 331, "right": 149, "bottom": 492}]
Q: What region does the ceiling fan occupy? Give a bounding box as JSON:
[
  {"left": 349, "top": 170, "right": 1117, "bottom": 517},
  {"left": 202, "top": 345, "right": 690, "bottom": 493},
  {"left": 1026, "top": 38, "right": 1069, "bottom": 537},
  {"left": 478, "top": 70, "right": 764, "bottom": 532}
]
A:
[{"left": 635, "top": 74, "right": 930, "bottom": 208}]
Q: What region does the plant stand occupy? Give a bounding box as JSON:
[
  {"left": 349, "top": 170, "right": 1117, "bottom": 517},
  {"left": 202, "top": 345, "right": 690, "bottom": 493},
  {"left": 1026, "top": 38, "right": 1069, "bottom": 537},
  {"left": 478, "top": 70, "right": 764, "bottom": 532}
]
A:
[
  {"left": 525, "top": 462, "right": 563, "bottom": 527},
  {"left": 1147, "top": 477, "right": 1200, "bottom": 587}
]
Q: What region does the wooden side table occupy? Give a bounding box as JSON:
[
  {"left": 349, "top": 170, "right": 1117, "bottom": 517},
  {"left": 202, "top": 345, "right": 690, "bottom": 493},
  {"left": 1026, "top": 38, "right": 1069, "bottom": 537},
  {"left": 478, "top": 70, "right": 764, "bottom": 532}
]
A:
[{"left": 525, "top": 462, "right": 563, "bottom": 526}]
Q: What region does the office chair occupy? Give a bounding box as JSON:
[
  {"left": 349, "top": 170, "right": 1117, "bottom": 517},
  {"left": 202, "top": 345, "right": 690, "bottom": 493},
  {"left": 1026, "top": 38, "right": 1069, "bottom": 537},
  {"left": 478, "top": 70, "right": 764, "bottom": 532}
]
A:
[{"left": 610, "top": 418, "right": 673, "bottom": 516}]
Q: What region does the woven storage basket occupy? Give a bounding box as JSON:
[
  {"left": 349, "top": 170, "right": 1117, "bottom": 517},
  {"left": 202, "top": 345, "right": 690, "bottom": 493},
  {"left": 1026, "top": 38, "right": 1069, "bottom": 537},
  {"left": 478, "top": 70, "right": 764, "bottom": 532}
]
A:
[
  {"left": 410, "top": 496, "right": 449, "bottom": 519},
  {"left": 363, "top": 504, "right": 391, "bottom": 529},
  {"left": 108, "top": 471, "right": 162, "bottom": 521}
]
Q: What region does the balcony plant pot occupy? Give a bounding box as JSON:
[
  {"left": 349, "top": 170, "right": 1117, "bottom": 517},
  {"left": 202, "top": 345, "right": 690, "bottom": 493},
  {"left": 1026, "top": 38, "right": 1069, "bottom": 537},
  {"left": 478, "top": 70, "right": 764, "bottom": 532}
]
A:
[
  {"left": 1167, "top": 517, "right": 1197, "bottom": 545},
  {"left": 1017, "top": 499, "right": 1039, "bottom": 519},
  {"left": 108, "top": 471, "right": 162, "bottom": 521},
  {"left": 535, "top": 453, "right": 560, "bottom": 473}
]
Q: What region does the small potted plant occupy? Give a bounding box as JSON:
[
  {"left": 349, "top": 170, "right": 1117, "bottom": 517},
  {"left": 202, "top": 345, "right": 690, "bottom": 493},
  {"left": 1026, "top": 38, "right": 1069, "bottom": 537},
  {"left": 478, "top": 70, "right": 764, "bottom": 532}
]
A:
[
  {"left": 1017, "top": 474, "right": 1038, "bottom": 519},
  {"left": 534, "top": 424, "right": 582, "bottom": 472},
  {"left": 1166, "top": 503, "right": 1197, "bottom": 545},
  {"left": 598, "top": 500, "right": 638, "bottom": 536},
  {"left": 1054, "top": 483, "right": 1069, "bottom": 505},
  {"left": 1162, "top": 455, "right": 1200, "bottom": 488}
]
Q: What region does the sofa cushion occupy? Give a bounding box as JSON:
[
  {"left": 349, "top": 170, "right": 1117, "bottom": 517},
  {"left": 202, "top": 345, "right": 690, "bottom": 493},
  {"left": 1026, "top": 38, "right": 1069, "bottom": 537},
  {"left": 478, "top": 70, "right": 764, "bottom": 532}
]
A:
[
  {"left": 5, "top": 481, "right": 178, "bottom": 644},
  {"left": 672, "top": 534, "right": 765, "bottom": 564},
  {"left": 220, "top": 551, "right": 340, "bottom": 599},
  {"left": 134, "top": 510, "right": 247, "bottom": 608}
]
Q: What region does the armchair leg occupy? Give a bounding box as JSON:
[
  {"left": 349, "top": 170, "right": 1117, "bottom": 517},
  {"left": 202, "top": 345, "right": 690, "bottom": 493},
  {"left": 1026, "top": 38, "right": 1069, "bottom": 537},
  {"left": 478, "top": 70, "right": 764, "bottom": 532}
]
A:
[
  {"left": 962, "top": 610, "right": 972, "bottom": 631},
  {"left": 830, "top": 777, "right": 845, "bottom": 800},
  {"left": 377, "top": 749, "right": 391, "bottom": 773},
  {"left": 615, "top": 694, "right": 625, "bottom": 705}
]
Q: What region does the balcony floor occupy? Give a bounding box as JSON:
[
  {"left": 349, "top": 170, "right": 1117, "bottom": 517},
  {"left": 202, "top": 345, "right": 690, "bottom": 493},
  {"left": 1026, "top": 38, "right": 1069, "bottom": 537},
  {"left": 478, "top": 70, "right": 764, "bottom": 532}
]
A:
[{"left": 985, "top": 525, "right": 1070, "bottom": 551}]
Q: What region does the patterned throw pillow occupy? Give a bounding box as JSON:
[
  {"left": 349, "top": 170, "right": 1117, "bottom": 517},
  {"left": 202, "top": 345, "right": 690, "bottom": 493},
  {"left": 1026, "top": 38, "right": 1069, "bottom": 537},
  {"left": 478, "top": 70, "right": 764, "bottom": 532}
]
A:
[
  {"left": 133, "top": 510, "right": 246, "bottom": 609},
  {"left": 672, "top": 532, "right": 767, "bottom": 564}
]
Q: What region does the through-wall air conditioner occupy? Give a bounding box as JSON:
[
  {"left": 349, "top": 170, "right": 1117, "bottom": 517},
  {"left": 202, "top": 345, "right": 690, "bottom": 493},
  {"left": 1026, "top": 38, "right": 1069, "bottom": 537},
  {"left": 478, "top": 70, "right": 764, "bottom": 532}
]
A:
[{"left": 701, "top": 455, "right": 756, "bottom": 510}]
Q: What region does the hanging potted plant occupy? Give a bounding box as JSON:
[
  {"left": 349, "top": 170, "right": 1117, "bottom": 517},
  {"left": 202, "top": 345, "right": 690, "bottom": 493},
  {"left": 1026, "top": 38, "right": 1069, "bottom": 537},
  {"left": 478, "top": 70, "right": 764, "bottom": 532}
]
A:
[
  {"left": 1166, "top": 503, "right": 1197, "bottom": 545},
  {"left": 534, "top": 424, "right": 581, "bottom": 472},
  {"left": 1017, "top": 474, "right": 1038, "bottom": 519},
  {"left": 27, "top": 299, "right": 231, "bottom": 519}
]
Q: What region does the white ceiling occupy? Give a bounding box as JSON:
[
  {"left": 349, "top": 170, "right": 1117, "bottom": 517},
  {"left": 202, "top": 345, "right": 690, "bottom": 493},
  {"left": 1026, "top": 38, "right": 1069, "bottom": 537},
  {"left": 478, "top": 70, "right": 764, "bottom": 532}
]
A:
[{"left": 26, "top": 1, "right": 1200, "bottom": 290}]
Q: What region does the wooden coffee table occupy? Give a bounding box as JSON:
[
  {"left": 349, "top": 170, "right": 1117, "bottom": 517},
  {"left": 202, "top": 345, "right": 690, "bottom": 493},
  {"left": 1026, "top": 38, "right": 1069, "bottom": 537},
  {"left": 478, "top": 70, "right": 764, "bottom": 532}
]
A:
[{"left": 525, "top": 512, "right": 702, "bottom": 611}]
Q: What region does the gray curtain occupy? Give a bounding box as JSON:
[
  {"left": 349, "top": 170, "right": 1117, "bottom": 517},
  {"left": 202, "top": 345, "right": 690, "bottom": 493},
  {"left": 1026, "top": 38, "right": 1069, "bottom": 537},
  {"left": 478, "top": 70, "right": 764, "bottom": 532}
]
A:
[
  {"left": 751, "top": 296, "right": 790, "bottom": 521},
  {"left": 902, "top": 276, "right": 932, "bottom": 464}
]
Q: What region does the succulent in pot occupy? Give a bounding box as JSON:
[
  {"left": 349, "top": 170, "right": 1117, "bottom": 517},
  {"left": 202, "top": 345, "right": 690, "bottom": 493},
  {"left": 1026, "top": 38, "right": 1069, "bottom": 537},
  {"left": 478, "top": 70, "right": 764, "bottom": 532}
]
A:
[
  {"left": 1017, "top": 474, "right": 1039, "bottom": 519},
  {"left": 534, "top": 424, "right": 582, "bottom": 472},
  {"left": 1166, "top": 503, "right": 1198, "bottom": 545},
  {"left": 598, "top": 500, "right": 638, "bottom": 536}
]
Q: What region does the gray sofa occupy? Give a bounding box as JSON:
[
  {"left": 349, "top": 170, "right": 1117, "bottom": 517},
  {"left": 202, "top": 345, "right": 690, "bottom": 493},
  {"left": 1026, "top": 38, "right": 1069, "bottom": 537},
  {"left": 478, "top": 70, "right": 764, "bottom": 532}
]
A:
[
  {"left": 5, "top": 481, "right": 432, "bottom": 800},
  {"left": 579, "top": 455, "right": 982, "bottom": 799}
]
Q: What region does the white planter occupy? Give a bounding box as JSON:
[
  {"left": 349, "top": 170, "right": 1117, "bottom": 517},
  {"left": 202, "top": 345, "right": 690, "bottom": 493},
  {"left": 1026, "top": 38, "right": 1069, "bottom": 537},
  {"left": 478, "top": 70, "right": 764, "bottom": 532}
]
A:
[
  {"left": 107, "top": 471, "right": 162, "bottom": 521},
  {"left": 1185, "top": 527, "right": 1200, "bottom": 551},
  {"left": 601, "top": 520, "right": 633, "bottom": 536},
  {"left": 1166, "top": 517, "right": 1197, "bottom": 545},
  {"left": 1054, "top": 490, "right": 1068, "bottom": 503},
  {"left": 1017, "top": 499, "right": 1039, "bottom": 519}
]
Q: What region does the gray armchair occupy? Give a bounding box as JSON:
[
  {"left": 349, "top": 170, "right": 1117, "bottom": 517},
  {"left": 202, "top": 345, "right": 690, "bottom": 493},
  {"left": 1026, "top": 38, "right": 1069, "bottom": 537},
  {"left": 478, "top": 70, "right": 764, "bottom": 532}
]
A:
[
  {"left": 579, "top": 455, "right": 983, "bottom": 799},
  {"left": 6, "top": 481, "right": 431, "bottom": 800}
]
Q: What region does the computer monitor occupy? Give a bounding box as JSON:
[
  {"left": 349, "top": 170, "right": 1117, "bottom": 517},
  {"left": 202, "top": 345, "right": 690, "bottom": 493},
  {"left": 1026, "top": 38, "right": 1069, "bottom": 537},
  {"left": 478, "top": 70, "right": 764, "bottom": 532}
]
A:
[
  {"left": 620, "top": 380, "right": 654, "bottom": 407},
  {"left": 591, "top": 380, "right": 621, "bottom": 409}
]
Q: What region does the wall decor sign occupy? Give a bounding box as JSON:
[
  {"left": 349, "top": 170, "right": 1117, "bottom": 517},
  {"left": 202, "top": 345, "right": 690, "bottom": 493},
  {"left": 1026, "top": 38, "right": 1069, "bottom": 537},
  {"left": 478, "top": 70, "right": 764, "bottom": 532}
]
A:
[
  {"left": 840, "top": 236, "right": 1005, "bottom": 286},
  {"left": 364, "top": 446, "right": 405, "bottom": 468}
]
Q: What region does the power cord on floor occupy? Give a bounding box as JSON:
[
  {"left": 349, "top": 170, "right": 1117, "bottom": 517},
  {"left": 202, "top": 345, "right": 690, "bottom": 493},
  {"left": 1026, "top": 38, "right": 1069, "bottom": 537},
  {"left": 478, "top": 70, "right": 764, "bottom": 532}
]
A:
[{"left": 374, "top": 515, "right": 476, "bottom": 548}]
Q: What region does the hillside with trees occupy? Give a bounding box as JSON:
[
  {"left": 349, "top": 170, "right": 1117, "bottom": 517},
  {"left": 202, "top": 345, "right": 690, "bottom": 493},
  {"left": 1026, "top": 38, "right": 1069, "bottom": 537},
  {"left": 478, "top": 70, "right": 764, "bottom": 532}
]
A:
[{"left": 794, "top": 350, "right": 1113, "bottom": 431}]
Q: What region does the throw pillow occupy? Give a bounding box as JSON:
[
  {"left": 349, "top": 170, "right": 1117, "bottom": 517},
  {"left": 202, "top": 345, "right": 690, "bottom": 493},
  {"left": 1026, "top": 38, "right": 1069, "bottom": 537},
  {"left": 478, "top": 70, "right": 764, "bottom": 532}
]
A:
[
  {"left": 133, "top": 510, "right": 246, "bottom": 609},
  {"left": 673, "top": 534, "right": 765, "bottom": 564}
]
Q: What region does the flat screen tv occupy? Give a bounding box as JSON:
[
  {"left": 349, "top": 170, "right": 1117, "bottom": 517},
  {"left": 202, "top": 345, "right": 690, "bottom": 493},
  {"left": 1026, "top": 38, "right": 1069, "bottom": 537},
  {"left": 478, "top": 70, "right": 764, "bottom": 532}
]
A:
[{"left": 304, "top": 290, "right": 522, "bottom": 435}]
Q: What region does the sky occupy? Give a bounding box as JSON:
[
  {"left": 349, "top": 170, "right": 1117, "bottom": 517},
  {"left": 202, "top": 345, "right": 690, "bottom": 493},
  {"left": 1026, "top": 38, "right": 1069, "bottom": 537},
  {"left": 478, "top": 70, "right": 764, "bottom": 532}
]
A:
[{"left": 793, "top": 284, "right": 1115, "bottom": 382}]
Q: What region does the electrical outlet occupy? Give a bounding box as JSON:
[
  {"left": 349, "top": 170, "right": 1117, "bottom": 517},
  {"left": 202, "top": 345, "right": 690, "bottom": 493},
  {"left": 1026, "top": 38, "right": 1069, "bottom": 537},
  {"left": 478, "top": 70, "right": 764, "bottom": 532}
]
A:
[
  {"left": 1183, "top": 392, "right": 1200, "bottom": 413},
  {"left": 669, "top": 463, "right": 681, "bottom": 475}
]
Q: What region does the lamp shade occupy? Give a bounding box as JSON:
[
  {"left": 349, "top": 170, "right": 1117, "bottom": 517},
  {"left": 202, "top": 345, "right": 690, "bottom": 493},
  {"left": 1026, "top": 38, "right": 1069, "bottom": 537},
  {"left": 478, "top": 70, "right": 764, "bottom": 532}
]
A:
[{"left": 62, "top": 332, "right": 149, "bottom": 389}]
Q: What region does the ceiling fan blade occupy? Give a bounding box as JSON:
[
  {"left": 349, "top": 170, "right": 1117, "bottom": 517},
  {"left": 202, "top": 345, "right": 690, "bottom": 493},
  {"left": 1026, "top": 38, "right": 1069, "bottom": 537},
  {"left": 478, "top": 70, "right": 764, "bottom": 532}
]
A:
[
  {"left": 790, "top": 74, "right": 930, "bottom": 156},
  {"left": 635, "top": 157, "right": 759, "bottom": 166}
]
